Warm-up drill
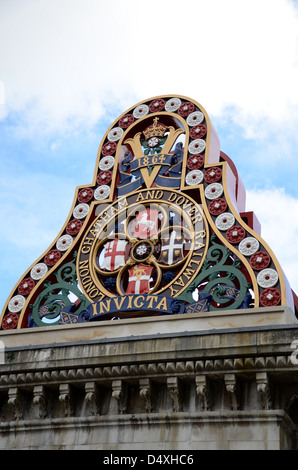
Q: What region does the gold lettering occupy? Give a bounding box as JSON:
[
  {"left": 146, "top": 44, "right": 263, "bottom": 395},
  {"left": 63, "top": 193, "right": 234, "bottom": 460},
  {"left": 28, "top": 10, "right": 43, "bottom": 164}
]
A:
[
  {"left": 136, "top": 193, "right": 144, "bottom": 201},
  {"left": 81, "top": 245, "right": 91, "bottom": 254},
  {"left": 134, "top": 295, "right": 145, "bottom": 308},
  {"left": 127, "top": 296, "right": 133, "bottom": 309},
  {"left": 156, "top": 297, "right": 168, "bottom": 311},
  {"left": 183, "top": 268, "right": 195, "bottom": 280},
  {"left": 147, "top": 295, "right": 158, "bottom": 308},
  {"left": 99, "top": 299, "right": 111, "bottom": 314},
  {"left": 174, "top": 277, "right": 185, "bottom": 287},
  {"left": 114, "top": 296, "right": 126, "bottom": 310}
]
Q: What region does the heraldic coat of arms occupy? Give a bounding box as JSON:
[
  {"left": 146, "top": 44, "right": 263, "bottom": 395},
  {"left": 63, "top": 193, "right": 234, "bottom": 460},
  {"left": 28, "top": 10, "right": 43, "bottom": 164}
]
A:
[{"left": 1, "top": 95, "right": 297, "bottom": 329}]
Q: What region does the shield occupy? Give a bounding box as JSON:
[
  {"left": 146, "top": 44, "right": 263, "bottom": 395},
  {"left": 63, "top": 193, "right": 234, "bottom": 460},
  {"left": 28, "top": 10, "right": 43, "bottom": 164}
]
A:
[
  {"left": 100, "top": 239, "right": 128, "bottom": 271},
  {"left": 133, "top": 208, "right": 159, "bottom": 239},
  {"left": 125, "top": 264, "right": 153, "bottom": 294},
  {"left": 159, "top": 230, "right": 184, "bottom": 265}
]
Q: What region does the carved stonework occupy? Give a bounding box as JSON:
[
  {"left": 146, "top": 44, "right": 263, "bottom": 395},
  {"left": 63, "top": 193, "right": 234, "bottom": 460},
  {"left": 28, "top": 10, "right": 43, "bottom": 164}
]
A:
[
  {"left": 167, "top": 377, "right": 183, "bottom": 412},
  {"left": 33, "top": 385, "right": 47, "bottom": 418},
  {"left": 112, "top": 380, "right": 128, "bottom": 414},
  {"left": 256, "top": 372, "right": 272, "bottom": 410},
  {"left": 84, "top": 382, "right": 100, "bottom": 416},
  {"left": 225, "top": 374, "right": 240, "bottom": 411},
  {"left": 196, "top": 375, "right": 211, "bottom": 410},
  {"left": 59, "top": 383, "right": 74, "bottom": 417},
  {"left": 139, "top": 378, "right": 152, "bottom": 413}
]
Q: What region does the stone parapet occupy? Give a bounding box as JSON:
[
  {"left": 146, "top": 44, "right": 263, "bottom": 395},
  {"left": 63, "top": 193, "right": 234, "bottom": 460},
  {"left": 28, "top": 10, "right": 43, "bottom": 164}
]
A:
[{"left": 0, "top": 307, "right": 298, "bottom": 449}]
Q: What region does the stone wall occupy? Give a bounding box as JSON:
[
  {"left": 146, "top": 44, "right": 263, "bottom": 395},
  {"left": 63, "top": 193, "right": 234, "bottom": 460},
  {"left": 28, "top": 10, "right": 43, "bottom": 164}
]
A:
[{"left": 0, "top": 306, "right": 298, "bottom": 450}]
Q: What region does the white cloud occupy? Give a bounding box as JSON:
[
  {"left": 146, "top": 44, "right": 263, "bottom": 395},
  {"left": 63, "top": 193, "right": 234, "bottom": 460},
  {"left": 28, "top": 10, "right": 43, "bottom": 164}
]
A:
[
  {"left": 1, "top": 0, "right": 298, "bottom": 138},
  {"left": 246, "top": 187, "right": 298, "bottom": 295}
]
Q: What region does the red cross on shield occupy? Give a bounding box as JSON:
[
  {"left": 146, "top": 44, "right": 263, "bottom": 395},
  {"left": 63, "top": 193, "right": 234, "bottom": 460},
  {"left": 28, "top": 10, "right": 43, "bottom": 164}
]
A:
[
  {"left": 100, "top": 238, "right": 128, "bottom": 271},
  {"left": 125, "top": 264, "right": 153, "bottom": 294}
]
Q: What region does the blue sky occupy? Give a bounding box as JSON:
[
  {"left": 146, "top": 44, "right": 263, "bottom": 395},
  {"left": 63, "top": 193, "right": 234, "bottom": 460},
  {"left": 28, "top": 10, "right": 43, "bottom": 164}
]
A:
[{"left": 1, "top": 0, "right": 298, "bottom": 309}]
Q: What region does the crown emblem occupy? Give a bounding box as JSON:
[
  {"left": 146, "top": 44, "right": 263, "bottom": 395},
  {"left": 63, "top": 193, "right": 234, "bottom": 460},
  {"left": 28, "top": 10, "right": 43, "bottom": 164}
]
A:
[{"left": 143, "top": 117, "right": 167, "bottom": 140}]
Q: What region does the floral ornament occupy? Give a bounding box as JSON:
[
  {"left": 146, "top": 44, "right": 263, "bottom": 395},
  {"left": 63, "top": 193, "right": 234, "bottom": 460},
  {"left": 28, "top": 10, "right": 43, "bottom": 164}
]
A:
[
  {"left": 187, "top": 154, "right": 204, "bottom": 169},
  {"left": 94, "top": 185, "right": 110, "bottom": 200},
  {"left": 189, "top": 139, "right": 206, "bottom": 154},
  {"left": 66, "top": 218, "right": 83, "bottom": 235},
  {"left": 78, "top": 188, "right": 94, "bottom": 203},
  {"left": 185, "top": 170, "right": 204, "bottom": 185},
  {"left": 238, "top": 237, "right": 259, "bottom": 256},
  {"left": 249, "top": 251, "right": 271, "bottom": 271},
  {"left": 102, "top": 141, "right": 117, "bottom": 156},
  {"left": 226, "top": 225, "right": 246, "bottom": 244},
  {"left": 260, "top": 287, "right": 281, "bottom": 307},
  {"left": 99, "top": 156, "right": 115, "bottom": 171},
  {"left": 190, "top": 124, "right": 207, "bottom": 140},
  {"left": 2, "top": 312, "right": 19, "bottom": 329},
  {"left": 204, "top": 167, "right": 222, "bottom": 183},
  {"left": 73, "top": 203, "right": 89, "bottom": 219},
  {"left": 97, "top": 170, "right": 112, "bottom": 185},
  {"left": 149, "top": 99, "right": 165, "bottom": 112},
  {"left": 56, "top": 235, "right": 73, "bottom": 252},
  {"left": 44, "top": 249, "right": 62, "bottom": 266},
  {"left": 215, "top": 212, "right": 235, "bottom": 231},
  {"left": 119, "top": 114, "right": 135, "bottom": 128},
  {"left": 108, "top": 127, "right": 123, "bottom": 142},
  {"left": 133, "top": 104, "right": 149, "bottom": 119},
  {"left": 31, "top": 263, "right": 48, "bottom": 280},
  {"left": 178, "top": 101, "right": 195, "bottom": 117},
  {"left": 257, "top": 268, "right": 278, "bottom": 288},
  {"left": 18, "top": 278, "right": 35, "bottom": 296},
  {"left": 8, "top": 294, "right": 25, "bottom": 313},
  {"left": 186, "top": 111, "right": 204, "bottom": 126},
  {"left": 205, "top": 183, "right": 224, "bottom": 200},
  {"left": 208, "top": 198, "right": 227, "bottom": 216},
  {"left": 165, "top": 98, "right": 181, "bottom": 112}
]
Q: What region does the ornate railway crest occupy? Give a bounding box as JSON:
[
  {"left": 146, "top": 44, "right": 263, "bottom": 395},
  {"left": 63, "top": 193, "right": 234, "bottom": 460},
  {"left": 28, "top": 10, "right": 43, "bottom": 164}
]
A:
[{"left": 1, "top": 95, "right": 297, "bottom": 329}]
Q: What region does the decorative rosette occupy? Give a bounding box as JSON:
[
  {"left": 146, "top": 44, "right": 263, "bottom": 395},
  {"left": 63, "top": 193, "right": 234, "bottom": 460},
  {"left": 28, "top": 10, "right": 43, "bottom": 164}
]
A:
[
  {"left": 188, "top": 139, "right": 206, "bottom": 155},
  {"left": 257, "top": 268, "right": 278, "bottom": 288},
  {"left": 30, "top": 263, "right": 48, "bottom": 280},
  {"left": 187, "top": 154, "right": 204, "bottom": 169},
  {"left": 102, "top": 141, "right": 117, "bottom": 156},
  {"left": 99, "top": 156, "right": 115, "bottom": 171},
  {"left": 186, "top": 111, "right": 204, "bottom": 126},
  {"left": 56, "top": 235, "right": 73, "bottom": 252},
  {"left": 133, "top": 104, "right": 149, "bottom": 119},
  {"left": 94, "top": 185, "right": 110, "bottom": 200},
  {"left": 108, "top": 127, "right": 123, "bottom": 142},
  {"left": 178, "top": 101, "right": 195, "bottom": 117},
  {"left": 238, "top": 237, "right": 259, "bottom": 256},
  {"left": 44, "top": 249, "right": 62, "bottom": 266},
  {"left": 18, "top": 278, "right": 35, "bottom": 296},
  {"left": 78, "top": 188, "right": 94, "bottom": 203},
  {"left": 2, "top": 312, "right": 19, "bottom": 329},
  {"left": 205, "top": 183, "right": 224, "bottom": 200},
  {"left": 204, "top": 167, "right": 222, "bottom": 183},
  {"left": 249, "top": 251, "right": 271, "bottom": 271},
  {"left": 8, "top": 295, "right": 25, "bottom": 313},
  {"left": 73, "top": 203, "right": 89, "bottom": 219},
  {"left": 208, "top": 198, "right": 227, "bottom": 216},
  {"left": 165, "top": 98, "right": 181, "bottom": 112},
  {"left": 215, "top": 212, "right": 235, "bottom": 231},
  {"left": 149, "top": 98, "right": 165, "bottom": 112},
  {"left": 185, "top": 170, "right": 204, "bottom": 185},
  {"left": 66, "top": 219, "right": 83, "bottom": 235},
  {"left": 190, "top": 124, "right": 207, "bottom": 140},
  {"left": 226, "top": 225, "right": 246, "bottom": 244},
  {"left": 97, "top": 170, "right": 112, "bottom": 185},
  {"left": 119, "top": 114, "right": 134, "bottom": 128},
  {"left": 260, "top": 288, "right": 281, "bottom": 307}
]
